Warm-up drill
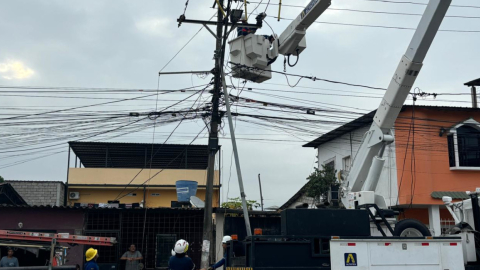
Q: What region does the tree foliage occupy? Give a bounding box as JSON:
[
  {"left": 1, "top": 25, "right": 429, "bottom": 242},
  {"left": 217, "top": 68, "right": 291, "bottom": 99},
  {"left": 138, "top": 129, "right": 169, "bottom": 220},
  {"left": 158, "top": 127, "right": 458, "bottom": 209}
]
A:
[
  {"left": 221, "top": 197, "right": 260, "bottom": 210},
  {"left": 305, "top": 165, "right": 337, "bottom": 203},
  {"left": 0, "top": 176, "right": 4, "bottom": 183}
]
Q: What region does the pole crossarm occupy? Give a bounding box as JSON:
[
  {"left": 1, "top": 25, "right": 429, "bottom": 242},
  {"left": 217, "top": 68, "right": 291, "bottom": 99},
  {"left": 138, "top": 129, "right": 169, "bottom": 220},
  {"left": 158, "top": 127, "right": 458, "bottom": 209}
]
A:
[{"left": 178, "top": 18, "right": 262, "bottom": 29}]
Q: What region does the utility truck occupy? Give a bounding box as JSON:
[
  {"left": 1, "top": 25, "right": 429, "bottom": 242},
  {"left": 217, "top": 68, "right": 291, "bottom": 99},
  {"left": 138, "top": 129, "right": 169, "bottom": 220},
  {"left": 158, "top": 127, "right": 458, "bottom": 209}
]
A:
[{"left": 227, "top": 0, "right": 480, "bottom": 269}]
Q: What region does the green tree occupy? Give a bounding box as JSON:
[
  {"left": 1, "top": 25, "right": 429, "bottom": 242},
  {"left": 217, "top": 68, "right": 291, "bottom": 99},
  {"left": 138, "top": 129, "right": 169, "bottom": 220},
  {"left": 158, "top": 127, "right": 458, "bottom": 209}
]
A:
[
  {"left": 305, "top": 164, "right": 337, "bottom": 206},
  {"left": 0, "top": 175, "right": 4, "bottom": 183},
  {"left": 221, "top": 197, "right": 260, "bottom": 210}
]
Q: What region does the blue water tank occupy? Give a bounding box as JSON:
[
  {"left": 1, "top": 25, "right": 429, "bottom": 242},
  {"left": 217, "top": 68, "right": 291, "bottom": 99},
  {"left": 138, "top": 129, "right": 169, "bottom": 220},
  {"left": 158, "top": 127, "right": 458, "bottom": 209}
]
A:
[{"left": 175, "top": 180, "right": 198, "bottom": 202}]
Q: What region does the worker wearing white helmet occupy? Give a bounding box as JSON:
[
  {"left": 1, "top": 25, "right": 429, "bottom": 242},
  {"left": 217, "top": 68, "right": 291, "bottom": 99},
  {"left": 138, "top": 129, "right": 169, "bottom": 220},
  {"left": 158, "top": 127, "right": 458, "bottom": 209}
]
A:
[
  {"left": 237, "top": 14, "right": 256, "bottom": 37},
  {"left": 168, "top": 239, "right": 195, "bottom": 270},
  {"left": 204, "top": 236, "right": 232, "bottom": 270}
]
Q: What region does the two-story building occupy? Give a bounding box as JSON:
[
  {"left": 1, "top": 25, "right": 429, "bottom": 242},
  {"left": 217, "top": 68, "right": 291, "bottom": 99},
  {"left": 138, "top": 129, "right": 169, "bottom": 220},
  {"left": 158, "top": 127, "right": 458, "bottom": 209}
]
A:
[
  {"left": 66, "top": 141, "right": 220, "bottom": 208},
  {"left": 285, "top": 105, "right": 480, "bottom": 236}
]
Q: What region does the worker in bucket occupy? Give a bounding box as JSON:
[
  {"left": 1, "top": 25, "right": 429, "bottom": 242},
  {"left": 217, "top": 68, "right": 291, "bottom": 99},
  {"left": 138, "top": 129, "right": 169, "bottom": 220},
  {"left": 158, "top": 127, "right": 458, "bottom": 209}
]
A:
[
  {"left": 237, "top": 14, "right": 275, "bottom": 45},
  {"left": 204, "top": 235, "right": 232, "bottom": 270},
  {"left": 237, "top": 14, "right": 256, "bottom": 37},
  {"left": 168, "top": 239, "right": 194, "bottom": 270},
  {"left": 85, "top": 248, "right": 99, "bottom": 270}
]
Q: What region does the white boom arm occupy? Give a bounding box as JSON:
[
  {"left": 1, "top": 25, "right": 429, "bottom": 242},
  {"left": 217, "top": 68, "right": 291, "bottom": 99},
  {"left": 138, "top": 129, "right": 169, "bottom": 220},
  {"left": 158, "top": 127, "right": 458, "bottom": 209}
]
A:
[
  {"left": 278, "top": 0, "right": 331, "bottom": 56},
  {"left": 341, "top": 0, "right": 451, "bottom": 209},
  {"left": 229, "top": 0, "right": 330, "bottom": 82}
]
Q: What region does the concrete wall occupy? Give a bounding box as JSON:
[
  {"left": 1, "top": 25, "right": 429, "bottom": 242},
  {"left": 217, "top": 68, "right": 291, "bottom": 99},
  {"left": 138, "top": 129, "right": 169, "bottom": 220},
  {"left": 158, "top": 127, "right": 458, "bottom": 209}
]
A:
[
  {"left": 68, "top": 168, "right": 219, "bottom": 185},
  {"left": 0, "top": 207, "right": 84, "bottom": 267},
  {"left": 68, "top": 187, "right": 220, "bottom": 208},
  {"left": 316, "top": 125, "right": 399, "bottom": 206},
  {"left": 7, "top": 181, "right": 65, "bottom": 206},
  {"left": 67, "top": 168, "right": 220, "bottom": 208}
]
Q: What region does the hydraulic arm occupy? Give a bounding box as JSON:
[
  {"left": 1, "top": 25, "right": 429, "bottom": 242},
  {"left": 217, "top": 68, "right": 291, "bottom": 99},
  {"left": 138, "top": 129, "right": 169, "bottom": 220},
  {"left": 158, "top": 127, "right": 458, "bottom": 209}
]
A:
[{"left": 341, "top": 0, "right": 451, "bottom": 209}]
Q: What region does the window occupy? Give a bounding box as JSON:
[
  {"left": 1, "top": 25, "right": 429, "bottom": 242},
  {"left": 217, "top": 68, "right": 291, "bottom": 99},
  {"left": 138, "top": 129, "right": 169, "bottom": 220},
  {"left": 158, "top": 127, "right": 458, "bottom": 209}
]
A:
[
  {"left": 447, "top": 119, "right": 480, "bottom": 169},
  {"left": 342, "top": 156, "right": 352, "bottom": 172},
  {"left": 324, "top": 157, "right": 335, "bottom": 170},
  {"left": 457, "top": 126, "right": 480, "bottom": 167},
  {"left": 151, "top": 193, "right": 160, "bottom": 196},
  {"left": 126, "top": 193, "right": 137, "bottom": 197}
]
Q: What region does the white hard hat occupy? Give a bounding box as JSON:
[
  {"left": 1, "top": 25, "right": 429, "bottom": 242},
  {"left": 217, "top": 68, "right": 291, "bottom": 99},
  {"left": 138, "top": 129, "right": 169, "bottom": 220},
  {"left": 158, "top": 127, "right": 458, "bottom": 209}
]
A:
[
  {"left": 222, "top": 236, "right": 232, "bottom": 243},
  {"left": 174, "top": 239, "right": 189, "bottom": 254}
]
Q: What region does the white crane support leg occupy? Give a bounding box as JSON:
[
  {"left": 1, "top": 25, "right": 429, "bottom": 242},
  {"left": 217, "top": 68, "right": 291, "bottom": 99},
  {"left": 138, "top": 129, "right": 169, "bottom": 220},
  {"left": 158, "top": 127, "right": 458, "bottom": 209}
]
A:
[{"left": 341, "top": 0, "right": 451, "bottom": 208}]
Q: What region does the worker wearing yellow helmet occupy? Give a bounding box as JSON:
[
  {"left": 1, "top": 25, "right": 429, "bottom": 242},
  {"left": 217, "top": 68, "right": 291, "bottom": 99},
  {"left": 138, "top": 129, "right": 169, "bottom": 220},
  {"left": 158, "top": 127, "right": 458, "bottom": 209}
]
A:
[{"left": 85, "top": 248, "right": 99, "bottom": 270}]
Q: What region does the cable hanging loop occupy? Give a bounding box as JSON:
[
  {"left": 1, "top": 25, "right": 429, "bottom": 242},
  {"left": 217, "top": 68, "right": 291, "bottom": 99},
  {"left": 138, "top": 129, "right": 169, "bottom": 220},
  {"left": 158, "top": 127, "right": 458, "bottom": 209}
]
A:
[{"left": 287, "top": 49, "right": 300, "bottom": 67}]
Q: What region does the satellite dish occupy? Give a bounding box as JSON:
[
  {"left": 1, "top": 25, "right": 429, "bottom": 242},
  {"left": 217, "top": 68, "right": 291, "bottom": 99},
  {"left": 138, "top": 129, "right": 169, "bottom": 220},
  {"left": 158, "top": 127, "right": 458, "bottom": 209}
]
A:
[{"left": 190, "top": 196, "right": 205, "bottom": 208}]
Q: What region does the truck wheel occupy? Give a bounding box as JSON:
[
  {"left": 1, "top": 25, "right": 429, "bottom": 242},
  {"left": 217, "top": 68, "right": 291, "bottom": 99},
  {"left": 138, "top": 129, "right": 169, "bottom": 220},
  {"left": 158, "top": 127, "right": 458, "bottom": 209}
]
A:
[{"left": 393, "top": 219, "right": 431, "bottom": 237}]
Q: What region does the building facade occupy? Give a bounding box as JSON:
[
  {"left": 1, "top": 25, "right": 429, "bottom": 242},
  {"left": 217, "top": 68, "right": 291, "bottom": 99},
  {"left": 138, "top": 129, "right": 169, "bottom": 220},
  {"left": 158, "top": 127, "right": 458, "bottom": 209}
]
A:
[
  {"left": 66, "top": 142, "right": 220, "bottom": 208},
  {"left": 6, "top": 180, "right": 65, "bottom": 206},
  {"left": 299, "top": 106, "right": 480, "bottom": 235},
  {"left": 0, "top": 206, "right": 85, "bottom": 267}
]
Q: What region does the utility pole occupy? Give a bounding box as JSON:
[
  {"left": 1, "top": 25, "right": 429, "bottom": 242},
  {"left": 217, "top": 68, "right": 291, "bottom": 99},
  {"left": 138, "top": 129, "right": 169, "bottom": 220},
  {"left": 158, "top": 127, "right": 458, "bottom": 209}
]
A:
[
  {"left": 176, "top": 1, "right": 261, "bottom": 266},
  {"left": 258, "top": 174, "right": 264, "bottom": 211},
  {"left": 201, "top": 0, "right": 224, "bottom": 268}
]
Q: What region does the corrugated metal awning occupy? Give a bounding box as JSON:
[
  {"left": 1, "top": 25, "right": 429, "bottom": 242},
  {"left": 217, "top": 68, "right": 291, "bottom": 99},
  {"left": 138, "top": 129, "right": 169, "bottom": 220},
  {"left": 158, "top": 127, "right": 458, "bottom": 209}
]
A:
[
  {"left": 431, "top": 191, "right": 470, "bottom": 200},
  {"left": 69, "top": 141, "right": 213, "bottom": 169}
]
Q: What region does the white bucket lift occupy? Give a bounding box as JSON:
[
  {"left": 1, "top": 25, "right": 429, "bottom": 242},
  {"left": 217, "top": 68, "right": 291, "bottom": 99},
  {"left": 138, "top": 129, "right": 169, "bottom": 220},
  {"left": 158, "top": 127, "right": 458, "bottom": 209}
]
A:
[
  {"left": 229, "top": 0, "right": 331, "bottom": 83},
  {"left": 229, "top": 34, "right": 278, "bottom": 83}
]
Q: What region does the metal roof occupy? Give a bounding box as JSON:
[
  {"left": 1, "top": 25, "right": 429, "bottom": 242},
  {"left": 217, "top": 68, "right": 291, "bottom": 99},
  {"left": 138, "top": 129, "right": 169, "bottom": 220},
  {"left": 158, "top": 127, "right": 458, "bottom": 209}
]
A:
[
  {"left": 278, "top": 182, "right": 309, "bottom": 210},
  {"left": 0, "top": 183, "right": 28, "bottom": 206},
  {"left": 431, "top": 191, "right": 470, "bottom": 200},
  {"left": 69, "top": 141, "right": 213, "bottom": 169},
  {"left": 303, "top": 110, "right": 376, "bottom": 148},
  {"left": 303, "top": 105, "right": 480, "bottom": 148},
  {"left": 465, "top": 78, "right": 480, "bottom": 86}
]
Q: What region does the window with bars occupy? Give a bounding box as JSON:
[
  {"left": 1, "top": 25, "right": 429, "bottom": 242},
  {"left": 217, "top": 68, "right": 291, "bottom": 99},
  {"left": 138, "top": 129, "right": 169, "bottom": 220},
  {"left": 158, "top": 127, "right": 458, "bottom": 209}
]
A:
[
  {"left": 447, "top": 121, "right": 480, "bottom": 169},
  {"left": 84, "top": 209, "right": 205, "bottom": 269}
]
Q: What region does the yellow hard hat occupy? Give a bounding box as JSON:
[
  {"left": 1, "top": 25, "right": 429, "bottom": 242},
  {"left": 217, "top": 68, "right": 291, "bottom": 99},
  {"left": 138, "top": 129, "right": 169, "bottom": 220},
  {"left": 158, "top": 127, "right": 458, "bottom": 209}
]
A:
[{"left": 85, "top": 248, "right": 98, "bottom": 262}]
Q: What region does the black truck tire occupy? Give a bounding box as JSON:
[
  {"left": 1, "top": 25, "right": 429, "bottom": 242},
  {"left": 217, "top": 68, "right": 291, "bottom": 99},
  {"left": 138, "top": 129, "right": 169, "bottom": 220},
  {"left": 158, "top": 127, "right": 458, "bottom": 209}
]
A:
[{"left": 393, "top": 218, "right": 432, "bottom": 237}]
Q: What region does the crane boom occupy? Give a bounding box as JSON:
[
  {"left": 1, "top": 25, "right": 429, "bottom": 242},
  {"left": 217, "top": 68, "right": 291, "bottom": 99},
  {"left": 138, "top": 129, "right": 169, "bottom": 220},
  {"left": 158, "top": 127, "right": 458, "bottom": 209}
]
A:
[
  {"left": 278, "top": 0, "right": 331, "bottom": 55},
  {"left": 341, "top": 0, "right": 451, "bottom": 209}
]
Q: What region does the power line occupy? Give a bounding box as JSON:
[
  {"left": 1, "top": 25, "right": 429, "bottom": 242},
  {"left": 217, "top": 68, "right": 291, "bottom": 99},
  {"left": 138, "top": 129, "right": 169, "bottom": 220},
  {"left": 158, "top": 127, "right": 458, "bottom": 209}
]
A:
[
  {"left": 249, "top": 2, "right": 480, "bottom": 19},
  {"left": 350, "top": 0, "right": 480, "bottom": 9}
]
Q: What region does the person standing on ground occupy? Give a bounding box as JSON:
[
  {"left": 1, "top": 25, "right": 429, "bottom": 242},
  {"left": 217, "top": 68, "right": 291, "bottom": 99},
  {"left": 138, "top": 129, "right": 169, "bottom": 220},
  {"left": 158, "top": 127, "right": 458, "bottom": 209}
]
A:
[
  {"left": 168, "top": 240, "right": 194, "bottom": 270},
  {"left": 203, "top": 236, "right": 231, "bottom": 270},
  {"left": 121, "top": 244, "right": 143, "bottom": 270},
  {"left": 84, "top": 248, "right": 99, "bottom": 270},
  {"left": 0, "top": 248, "right": 19, "bottom": 267}
]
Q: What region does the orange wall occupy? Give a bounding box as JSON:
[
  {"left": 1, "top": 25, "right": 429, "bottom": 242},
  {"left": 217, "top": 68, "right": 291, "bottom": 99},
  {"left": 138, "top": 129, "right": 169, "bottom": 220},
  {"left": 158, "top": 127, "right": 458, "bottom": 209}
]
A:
[{"left": 394, "top": 108, "right": 480, "bottom": 205}]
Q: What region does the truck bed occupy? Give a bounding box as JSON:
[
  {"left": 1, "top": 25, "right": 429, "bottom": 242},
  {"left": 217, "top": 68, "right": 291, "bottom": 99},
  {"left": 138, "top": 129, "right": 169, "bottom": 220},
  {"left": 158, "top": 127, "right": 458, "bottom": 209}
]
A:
[{"left": 330, "top": 237, "right": 464, "bottom": 270}]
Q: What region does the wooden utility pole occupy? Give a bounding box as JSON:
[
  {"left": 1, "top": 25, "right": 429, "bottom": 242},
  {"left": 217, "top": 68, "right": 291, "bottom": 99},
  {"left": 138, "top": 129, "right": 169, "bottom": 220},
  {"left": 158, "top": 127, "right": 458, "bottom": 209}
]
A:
[{"left": 200, "top": 0, "right": 224, "bottom": 268}]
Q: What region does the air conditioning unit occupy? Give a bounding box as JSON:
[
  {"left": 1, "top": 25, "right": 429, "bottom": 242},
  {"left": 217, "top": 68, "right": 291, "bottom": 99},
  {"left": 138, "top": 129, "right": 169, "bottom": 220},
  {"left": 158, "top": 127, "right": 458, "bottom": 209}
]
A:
[{"left": 69, "top": 192, "right": 80, "bottom": 200}]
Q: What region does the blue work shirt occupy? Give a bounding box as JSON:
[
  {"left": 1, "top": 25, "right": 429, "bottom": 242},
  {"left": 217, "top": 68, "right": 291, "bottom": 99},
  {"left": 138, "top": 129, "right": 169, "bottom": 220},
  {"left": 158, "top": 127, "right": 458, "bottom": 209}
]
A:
[
  {"left": 84, "top": 260, "right": 99, "bottom": 270},
  {"left": 168, "top": 255, "right": 194, "bottom": 270},
  {"left": 211, "top": 252, "right": 227, "bottom": 269}
]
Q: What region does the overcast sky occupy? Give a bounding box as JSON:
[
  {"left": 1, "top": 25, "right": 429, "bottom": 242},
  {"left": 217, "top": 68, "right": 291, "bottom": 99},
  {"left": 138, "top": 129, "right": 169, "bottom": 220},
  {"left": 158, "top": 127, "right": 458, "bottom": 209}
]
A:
[{"left": 0, "top": 0, "right": 479, "bottom": 208}]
